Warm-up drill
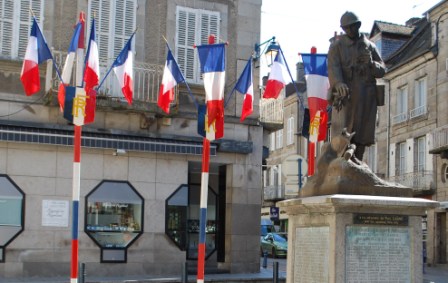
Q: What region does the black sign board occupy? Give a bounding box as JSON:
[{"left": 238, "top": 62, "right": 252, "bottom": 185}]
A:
[{"left": 353, "top": 213, "right": 408, "bottom": 226}]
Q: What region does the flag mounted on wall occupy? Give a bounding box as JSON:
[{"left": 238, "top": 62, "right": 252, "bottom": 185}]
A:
[
  {"left": 196, "top": 43, "right": 226, "bottom": 141},
  {"left": 83, "top": 18, "right": 100, "bottom": 94},
  {"left": 234, "top": 57, "right": 254, "bottom": 122},
  {"left": 20, "top": 18, "right": 54, "bottom": 96},
  {"left": 262, "top": 50, "right": 288, "bottom": 99},
  {"left": 112, "top": 33, "right": 135, "bottom": 105},
  {"left": 301, "top": 53, "right": 329, "bottom": 142},
  {"left": 58, "top": 18, "right": 84, "bottom": 111},
  {"left": 158, "top": 44, "right": 185, "bottom": 113}
]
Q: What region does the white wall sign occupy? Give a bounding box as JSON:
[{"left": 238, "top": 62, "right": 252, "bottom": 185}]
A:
[{"left": 42, "top": 200, "right": 69, "bottom": 227}]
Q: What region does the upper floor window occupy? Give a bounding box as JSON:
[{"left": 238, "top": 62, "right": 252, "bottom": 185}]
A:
[
  {"left": 276, "top": 129, "right": 283, "bottom": 149},
  {"left": 397, "top": 142, "right": 407, "bottom": 176},
  {"left": 286, "top": 117, "right": 294, "bottom": 145},
  {"left": 176, "top": 6, "right": 220, "bottom": 84},
  {"left": 416, "top": 136, "right": 426, "bottom": 172},
  {"left": 410, "top": 77, "right": 427, "bottom": 118},
  {"left": 0, "top": 0, "right": 44, "bottom": 59},
  {"left": 392, "top": 86, "right": 407, "bottom": 124},
  {"left": 88, "top": 0, "right": 137, "bottom": 63}
]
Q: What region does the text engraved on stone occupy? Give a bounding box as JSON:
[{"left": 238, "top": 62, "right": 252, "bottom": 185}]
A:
[
  {"left": 294, "top": 226, "right": 329, "bottom": 283},
  {"left": 346, "top": 226, "right": 411, "bottom": 283},
  {"left": 353, "top": 213, "right": 408, "bottom": 226}
]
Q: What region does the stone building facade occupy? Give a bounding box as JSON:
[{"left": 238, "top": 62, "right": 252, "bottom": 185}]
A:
[{"left": 0, "top": 0, "right": 264, "bottom": 279}]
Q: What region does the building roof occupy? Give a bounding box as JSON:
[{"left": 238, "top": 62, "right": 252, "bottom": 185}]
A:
[
  {"left": 384, "top": 17, "right": 433, "bottom": 71},
  {"left": 370, "top": 20, "right": 415, "bottom": 38}
]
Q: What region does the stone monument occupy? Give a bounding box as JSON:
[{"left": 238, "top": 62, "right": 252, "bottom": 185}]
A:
[{"left": 278, "top": 11, "right": 439, "bottom": 283}]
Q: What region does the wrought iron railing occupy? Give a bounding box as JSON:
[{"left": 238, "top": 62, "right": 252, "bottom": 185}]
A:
[
  {"left": 388, "top": 170, "right": 434, "bottom": 191},
  {"left": 50, "top": 50, "right": 173, "bottom": 105},
  {"left": 392, "top": 112, "right": 407, "bottom": 125},
  {"left": 260, "top": 98, "right": 283, "bottom": 125},
  {"left": 409, "top": 105, "right": 426, "bottom": 119},
  {"left": 431, "top": 125, "right": 448, "bottom": 152}
]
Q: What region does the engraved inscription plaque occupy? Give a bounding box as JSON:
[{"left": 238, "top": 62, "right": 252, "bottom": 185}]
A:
[
  {"left": 294, "top": 226, "right": 329, "bottom": 283},
  {"left": 346, "top": 226, "right": 411, "bottom": 282}
]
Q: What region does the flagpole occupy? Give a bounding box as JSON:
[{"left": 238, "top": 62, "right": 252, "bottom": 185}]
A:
[
  {"left": 307, "top": 47, "right": 317, "bottom": 177},
  {"left": 196, "top": 34, "right": 218, "bottom": 283},
  {"left": 70, "top": 12, "right": 85, "bottom": 283}
]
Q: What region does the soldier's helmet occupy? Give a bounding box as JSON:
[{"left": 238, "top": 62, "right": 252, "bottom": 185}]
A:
[{"left": 340, "top": 11, "right": 361, "bottom": 27}]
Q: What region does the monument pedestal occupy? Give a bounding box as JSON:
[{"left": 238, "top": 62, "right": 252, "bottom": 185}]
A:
[{"left": 279, "top": 194, "right": 438, "bottom": 283}]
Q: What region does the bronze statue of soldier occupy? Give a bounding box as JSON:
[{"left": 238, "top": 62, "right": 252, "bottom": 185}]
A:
[{"left": 327, "top": 11, "right": 386, "bottom": 165}]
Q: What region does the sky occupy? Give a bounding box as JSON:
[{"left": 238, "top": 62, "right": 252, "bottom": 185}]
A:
[{"left": 260, "top": 0, "right": 443, "bottom": 78}]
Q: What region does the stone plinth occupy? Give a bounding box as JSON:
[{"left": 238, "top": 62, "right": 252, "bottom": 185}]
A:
[{"left": 279, "top": 195, "right": 438, "bottom": 283}]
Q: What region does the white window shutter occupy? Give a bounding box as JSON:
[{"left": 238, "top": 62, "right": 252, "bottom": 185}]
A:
[
  {"left": 426, "top": 133, "right": 433, "bottom": 172},
  {"left": 389, "top": 143, "right": 395, "bottom": 177},
  {"left": 0, "top": 0, "right": 14, "bottom": 57},
  {"left": 406, "top": 138, "right": 413, "bottom": 174},
  {"left": 176, "top": 7, "right": 196, "bottom": 81}
]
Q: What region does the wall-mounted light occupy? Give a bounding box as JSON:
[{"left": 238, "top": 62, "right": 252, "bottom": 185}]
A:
[
  {"left": 113, "top": 149, "right": 127, "bottom": 156},
  {"left": 253, "top": 36, "right": 281, "bottom": 67}
]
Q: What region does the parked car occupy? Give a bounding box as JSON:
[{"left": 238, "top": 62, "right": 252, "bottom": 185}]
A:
[{"left": 260, "top": 232, "right": 288, "bottom": 258}]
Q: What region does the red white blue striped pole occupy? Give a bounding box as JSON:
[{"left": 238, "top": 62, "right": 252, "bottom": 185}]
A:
[
  {"left": 71, "top": 125, "right": 81, "bottom": 283},
  {"left": 71, "top": 12, "right": 85, "bottom": 283},
  {"left": 196, "top": 34, "right": 216, "bottom": 283}
]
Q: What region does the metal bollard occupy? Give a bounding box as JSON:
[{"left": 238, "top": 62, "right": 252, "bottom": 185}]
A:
[
  {"left": 181, "top": 262, "right": 188, "bottom": 283},
  {"left": 79, "top": 262, "right": 86, "bottom": 283},
  {"left": 262, "top": 251, "right": 268, "bottom": 268},
  {"left": 272, "top": 261, "right": 279, "bottom": 283}
]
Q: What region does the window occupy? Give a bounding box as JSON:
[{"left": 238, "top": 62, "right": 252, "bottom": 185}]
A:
[
  {"left": 397, "top": 142, "right": 407, "bottom": 176},
  {"left": 270, "top": 132, "right": 275, "bottom": 151},
  {"left": 165, "top": 184, "right": 217, "bottom": 260},
  {"left": 88, "top": 0, "right": 136, "bottom": 97},
  {"left": 0, "top": 175, "right": 25, "bottom": 262},
  {"left": 85, "top": 180, "right": 144, "bottom": 263},
  {"left": 286, "top": 117, "right": 294, "bottom": 145},
  {"left": 276, "top": 129, "right": 283, "bottom": 149},
  {"left": 392, "top": 86, "right": 407, "bottom": 124},
  {"left": 441, "top": 163, "right": 448, "bottom": 183},
  {"left": 0, "top": 0, "right": 44, "bottom": 59},
  {"left": 176, "top": 6, "right": 220, "bottom": 84},
  {"left": 366, "top": 144, "right": 377, "bottom": 173},
  {"left": 410, "top": 77, "right": 427, "bottom": 118},
  {"left": 416, "top": 136, "right": 425, "bottom": 172}
]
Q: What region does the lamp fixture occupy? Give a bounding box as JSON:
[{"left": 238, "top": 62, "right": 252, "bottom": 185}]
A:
[
  {"left": 253, "top": 36, "right": 281, "bottom": 67},
  {"left": 113, "top": 149, "right": 127, "bottom": 156}
]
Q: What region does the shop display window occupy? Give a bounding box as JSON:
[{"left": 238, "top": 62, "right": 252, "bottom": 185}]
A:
[
  {"left": 166, "top": 184, "right": 217, "bottom": 259},
  {"left": 0, "top": 175, "right": 25, "bottom": 262},
  {"left": 85, "top": 180, "right": 144, "bottom": 263}
]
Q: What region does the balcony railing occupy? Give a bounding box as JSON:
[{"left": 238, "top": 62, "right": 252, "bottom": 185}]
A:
[
  {"left": 50, "top": 50, "right": 174, "bottom": 105},
  {"left": 392, "top": 112, "right": 407, "bottom": 125},
  {"left": 263, "top": 184, "right": 284, "bottom": 201},
  {"left": 388, "top": 170, "right": 434, "bottom": 191},
  {"left": 430, "top": 125, "right": 448, "bottom": 154},
  {"left": 409, "top": 105, "right": 426, "bottom": 119},
  {"left": 260, "top": 98, "right": 283, "bottom": 129}
]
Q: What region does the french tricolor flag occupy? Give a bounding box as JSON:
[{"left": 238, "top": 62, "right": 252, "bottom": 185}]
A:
[
  {"left": 262, "top": 51, "right": 288, "bottom": 99},
  {"left": 57, "top": 21, "right": 83, "bottom": 111},
  {"left": 158, "top": 45, "right": 185, "bottom": 113},
  {"left": 301, "top": 53, "right": 329, "bottom": 142},
  {"left": 235, "top": 57, "right": 253, "bottom": 122},
  {"left": 83, "top": 18, "right": 100, "bottom": 94},
  {"left": 197, "top": 43, "right": 226, "bottom": 141},
  {"left": 20, "top": 18, "right": 53, "bottom": 96},
  {"left": 113, "top": 34, "right": 134, "bottom": 105}
]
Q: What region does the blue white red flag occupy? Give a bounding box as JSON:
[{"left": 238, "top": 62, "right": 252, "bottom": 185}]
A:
[
  {"left": 63, "top": 86, "right": 96, "bottom": 126},
  {"left": 262, "top": 51, "right": 288, "bottom": 99},
  {"left": 235, "top": 58, "right": 253, "bottom": 122},
  {"left": 197, "top": 43, "right": 226, "bottom": 140},
  {"left": 158, "top": 45, "right": 185, "bottom": 113},
  {"left": 20, "top": 18, "right": 53, "bottom": 96},
  {"left": 301, "top": 53, "right": 329, "bottom": 142},
  {"left": 83, "top": 18, "right": 100, "bottom": 94},
  {"left": 58, "top": 20, "right": 84, "bottom": 111},
  {"left": 112, "top": 34, "right": 134, "bottom": 105}
]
